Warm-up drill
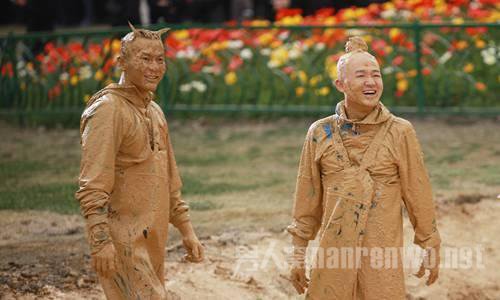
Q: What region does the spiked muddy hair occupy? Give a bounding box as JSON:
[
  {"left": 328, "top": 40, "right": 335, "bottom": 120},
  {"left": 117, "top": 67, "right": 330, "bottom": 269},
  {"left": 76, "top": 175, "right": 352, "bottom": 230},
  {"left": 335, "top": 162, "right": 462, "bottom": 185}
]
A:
[
  {"left": 336, "top": 36, "right": 377, "bottom": 80},
  {"left": 120, "top": 22, "right": 170, "bottom": 58}
]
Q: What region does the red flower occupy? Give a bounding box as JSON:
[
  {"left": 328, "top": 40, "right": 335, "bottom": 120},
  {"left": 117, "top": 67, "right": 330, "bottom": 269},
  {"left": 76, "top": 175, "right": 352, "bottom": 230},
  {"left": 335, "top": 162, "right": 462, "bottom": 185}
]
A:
[
  {"left": 190, "top": 59, "right": 207, "bottom": 72},
  {"left": 392, "top": 55, "right": 404, "bottom": 66},
  {"left": 422, "top": 68, "right": 432, "bottom": 76},
  {"left": 44, "top": 42, "right": 55, "bottom": 53},
  {"left": 315, "top": 8, "right": 335, "bottom": 18},
  {"left": 1, "top": 62, "right": 13, "bottom": 78},
  {"left": 275, "top": 8, "right": 302, "bottom": 21},
  {"left": 228, "top": 55, "right": 243, "bottom": 71}
]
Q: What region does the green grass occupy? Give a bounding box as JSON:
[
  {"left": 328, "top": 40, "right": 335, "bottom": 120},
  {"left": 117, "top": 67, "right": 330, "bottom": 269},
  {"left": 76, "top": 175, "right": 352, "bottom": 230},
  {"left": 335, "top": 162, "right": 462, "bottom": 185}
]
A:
[{"left": 1, "top": 117, "right": 499, "bottom": 235}]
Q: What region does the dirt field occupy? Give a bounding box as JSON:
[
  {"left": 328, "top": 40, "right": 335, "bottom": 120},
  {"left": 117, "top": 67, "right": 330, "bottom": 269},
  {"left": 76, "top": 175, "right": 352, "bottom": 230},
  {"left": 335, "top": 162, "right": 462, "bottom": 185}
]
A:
[{"left": 1, "top": 117, "right": 499, "bottom": 299}]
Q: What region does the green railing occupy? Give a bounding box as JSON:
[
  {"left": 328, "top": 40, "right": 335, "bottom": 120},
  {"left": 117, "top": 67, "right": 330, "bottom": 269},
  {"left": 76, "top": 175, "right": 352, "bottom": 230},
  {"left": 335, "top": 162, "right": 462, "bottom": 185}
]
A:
[{"left": 0, "top": 22, "right": 499, "bottom": 126}]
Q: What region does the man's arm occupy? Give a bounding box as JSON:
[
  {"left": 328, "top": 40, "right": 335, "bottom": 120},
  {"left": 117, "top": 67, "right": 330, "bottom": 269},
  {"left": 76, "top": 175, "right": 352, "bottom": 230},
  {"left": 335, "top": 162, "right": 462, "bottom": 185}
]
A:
[
  {"left": 164, "top": 123, "right": 204, "bottom": 262},
  {"left": 398, "top": 123, "right": 441, "bottom": 285},
  {"left": 287, "top": 124, "right": 324, "bottom": 246},
  {"left": 287, "top": 124, "right": 323, "bottom": 294},
  {"left": 75, "top": 97, "right": 123, "bottom": 276}
]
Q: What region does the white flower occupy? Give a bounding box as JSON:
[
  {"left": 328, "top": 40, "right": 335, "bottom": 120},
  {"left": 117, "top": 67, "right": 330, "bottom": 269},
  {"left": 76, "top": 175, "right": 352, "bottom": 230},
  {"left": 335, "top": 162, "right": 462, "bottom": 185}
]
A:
[
  {"left": 278, "top": 31, "right": 290, "bottom": 41},
  {"left": 228, "top": 40, "right": 244, "bottom": 49},
  {"left": 18, "top": 69, "right": 27, "bottom": 77},
  {"left": 481, "top": 47, "right": 497, "bottom": 66},
  {"left": 382, "top": 67, "right": 394, "bottom": 75},
  {"left": 380, "top": 9, "right": 396, "bottom": 19},
  {"left": 260, "top": 48, "right": 271, "bottom": 56},
  {"left": 267, "top": 60, "right": 279, "bottom": 68},
  {"left": 314, "top": 43, "right": 326, "bottom": 51},
  {"left": 288, "top": 48, "right": 301, "bottom": 60},
  {"left": 179, "top": 83, "right": 192, "bottom": 93},
  {"left": 79, "top": 65, "right": 92, "bottom": 80},
  {"left": 240, "top": 48, "right": 253, "bottom": 60},
  {"left": 191, "top": 80, "right": 207, "bottom": 93},
  {"left": 176, "top": 50, "right": 187, "bottom": 59},
  {"left": 59, "top": 72, "right": 69, "bottom": 81},
  {"left": 438, "top": 51, "right": 452, "bottom": 65},
  {"left": 16, "top": 60, "right": 26, "bottom": 70}
]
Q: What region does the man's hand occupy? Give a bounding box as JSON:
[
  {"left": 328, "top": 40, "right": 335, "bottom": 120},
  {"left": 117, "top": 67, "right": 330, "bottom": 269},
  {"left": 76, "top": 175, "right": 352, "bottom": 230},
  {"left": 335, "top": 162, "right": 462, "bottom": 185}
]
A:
[
  {"left": 289, "top": 236, "right": 309, "bottom": 294},
  {"left": 415, "top": 246, "right": 440, "bottom": 285},
  {"left": 176, "top": 221, "right": 205, "bottom": 263},
  {"left": 290, "top": 266, "right": 309, "bottom": 294},
  {"left": 182, "top": 234, "right": 205, "bottom": 263},
  {"left": 91, "top": 242, "right": 117, "bottom": 278}
]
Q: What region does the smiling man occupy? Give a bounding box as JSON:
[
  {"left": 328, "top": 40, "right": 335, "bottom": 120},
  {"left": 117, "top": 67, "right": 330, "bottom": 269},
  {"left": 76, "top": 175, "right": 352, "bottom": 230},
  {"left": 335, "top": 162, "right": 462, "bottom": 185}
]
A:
[
  {"left": 288, "top": 37, "right": 441, "bottom": 299},
  {"left": 76, "top": 23, "right": 204, "bottom": 299}
]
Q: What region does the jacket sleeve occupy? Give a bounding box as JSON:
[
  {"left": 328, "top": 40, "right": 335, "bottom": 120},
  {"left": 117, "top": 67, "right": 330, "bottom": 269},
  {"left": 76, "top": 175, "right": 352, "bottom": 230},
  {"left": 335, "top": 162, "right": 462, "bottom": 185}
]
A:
[
  {"left": 287, "top": 125, "right": 323, "bottom": 242},
  {"left": 164, "top": 122, "right": 190, "bottom": 228},
  {"left": 75, "top": 97, "right": 123, "bottom": 254},
  {"left": 398, "top": 124, "right": 441, "bottom": 249}
]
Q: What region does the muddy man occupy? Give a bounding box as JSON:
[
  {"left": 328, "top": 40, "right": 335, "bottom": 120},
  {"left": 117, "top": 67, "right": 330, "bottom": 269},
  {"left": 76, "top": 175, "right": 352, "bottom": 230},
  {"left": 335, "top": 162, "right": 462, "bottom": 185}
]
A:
[
  {"left": 76, "top": 23, "right": 204, "bottom": 299},
  {"left": 288, "top": 37, "right": 441, "bottom": 299}
]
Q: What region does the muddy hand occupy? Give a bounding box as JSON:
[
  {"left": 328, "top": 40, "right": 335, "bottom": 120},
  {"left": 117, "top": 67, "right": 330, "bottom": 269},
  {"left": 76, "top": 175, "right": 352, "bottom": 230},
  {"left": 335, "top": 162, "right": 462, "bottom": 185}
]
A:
[
  {"left": 91, "top": 242, "right": 117, "bottom": 278},
  {"left": 415, "top": 246, "right": 440, "bottom": 285},
  {"left": 182, "top": 235, "right": 205, "bottom": 263},
  {"left": 290, "top": 267, "right": 309, "bottom": 294}
]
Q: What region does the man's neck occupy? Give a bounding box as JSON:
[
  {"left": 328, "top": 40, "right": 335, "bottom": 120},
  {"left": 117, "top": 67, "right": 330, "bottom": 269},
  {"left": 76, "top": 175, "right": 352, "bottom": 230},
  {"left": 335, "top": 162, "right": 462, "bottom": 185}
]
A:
[
  {"left": 118, "top": 74, "right": 150, "bottom": 101},
  {"left": 344, "top": 103, "right": 373, "bottom": 121}
]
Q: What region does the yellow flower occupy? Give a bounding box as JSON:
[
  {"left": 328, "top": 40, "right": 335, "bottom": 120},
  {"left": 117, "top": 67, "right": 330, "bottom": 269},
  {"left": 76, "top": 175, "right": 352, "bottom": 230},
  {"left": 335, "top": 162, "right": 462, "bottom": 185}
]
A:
[
  {"left": 111, "top": 39, "right": 121, "bottom": 54},
  {"left": 309, "top": 75, "right": 323, "bottom": 87},
  {"left": 407, "top": 69, "right": 417, "bottom": 78},
  {"left": 70, "top": 75, "right": 79, "bottom": 86},
  {"left": 396, "top": 72, "right": 405, "bottom": 80},
  {"left": 94, "top": 70, "right": 104, "bottom": 81},
  {"left": 343, "top": 8, "right": 357, "bottom": 21},
  {"left": 225, "top": 72, "right": 237, "bottom": 85},
  {"left": 362, "top": 35, "right": 373, "bottom": 44},
  {"left": 20, "top": 82, "right": 26, "bottom": 91},
  {"left": 385, "top": 46, "right": 393, "bottom": 54},
  {"left": 475, "top": 39, "right": 486, "bottom": 49},
  {"left": 452, "top": 18, "right": 464, "bottom": 25},
  {"left": 382, "top": 2, "right": 395, "bottom": 10},
  {"left": 297, "top": 71, "right": 307, "bottom": 84},
  {"left": 327, "top": 65, "right": 337, "bottom": 80},
  {"left": 257, "top": 33, "right": 274, "bottom": 46},
  {"left": 463, "top": 63, "right": 474, "bottom": 73},
  {"left": 173, "top": 30, "right": 189, "bottom": 40},
  {"left": 83, "top": 94, "right": 91, "bottom": 103},
  {"left": 389, "top": 28, "right": 401, "bottom": 40},
  {"left": 295, "top": 86, "right": 305, "bottom": 97},
  {"left": 270, "top": 47, "right": 288, "bottom": 67},
  {"left": 397, "top": 79, "right": 409, "bottom": 92},
  {"left": 250, "top": 20, "right": 270, "bottom": 27},
  {"left": 316, "top": 87, "right": 330, "bottom": 96},
  {"left": 455, "top": 40, "right": 468, "bottom": 51}
]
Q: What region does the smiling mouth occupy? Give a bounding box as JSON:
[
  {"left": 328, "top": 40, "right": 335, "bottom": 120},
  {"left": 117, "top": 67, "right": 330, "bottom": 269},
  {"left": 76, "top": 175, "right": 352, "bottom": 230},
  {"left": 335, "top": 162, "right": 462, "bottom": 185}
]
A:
[
  {"left": 145, "top": 75, "right": 160, "bottom": 82},
  {"left": 363, "top": 90, "right": 377, "bottom": 96}
]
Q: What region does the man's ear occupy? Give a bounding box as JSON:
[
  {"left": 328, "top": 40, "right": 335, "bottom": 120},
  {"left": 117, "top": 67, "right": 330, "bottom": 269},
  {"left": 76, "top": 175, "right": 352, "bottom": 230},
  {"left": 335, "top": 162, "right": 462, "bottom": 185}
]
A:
[
  {"left": 116, "top": 55, "right": 125, "bottom": 71},
  {"left": 334, "top": 78, "right": 345, "bottom": 93}
]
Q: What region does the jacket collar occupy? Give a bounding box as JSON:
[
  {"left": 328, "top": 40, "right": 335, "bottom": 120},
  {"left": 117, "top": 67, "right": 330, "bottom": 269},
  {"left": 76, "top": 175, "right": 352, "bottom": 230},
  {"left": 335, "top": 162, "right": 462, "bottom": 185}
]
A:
[{"left": 335, "top": 100, "right": 392, "bottom": 126}]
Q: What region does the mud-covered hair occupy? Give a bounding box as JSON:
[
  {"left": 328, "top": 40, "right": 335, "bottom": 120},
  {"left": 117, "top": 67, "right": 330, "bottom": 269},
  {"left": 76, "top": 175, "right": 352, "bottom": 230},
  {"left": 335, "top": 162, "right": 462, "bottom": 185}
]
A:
[
  {"left": 336, "top": 36, "right": 376, "bottom": 80},
  {"left": 120, "top": 22, "right": 170, "bottom": 58}
]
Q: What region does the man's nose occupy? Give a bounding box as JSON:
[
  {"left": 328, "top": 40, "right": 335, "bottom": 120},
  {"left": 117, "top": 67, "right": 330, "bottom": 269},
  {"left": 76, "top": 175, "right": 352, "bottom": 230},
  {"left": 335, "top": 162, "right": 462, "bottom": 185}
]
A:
[{"left": 365, "top": 76, "right": 376, "bottom": 86}]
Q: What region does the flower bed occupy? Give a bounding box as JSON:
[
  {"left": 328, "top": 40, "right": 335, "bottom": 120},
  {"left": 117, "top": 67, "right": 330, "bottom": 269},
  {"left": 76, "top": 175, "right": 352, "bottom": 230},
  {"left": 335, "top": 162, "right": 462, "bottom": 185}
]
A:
[{"left": 0, "top": 0, "right": 498, "bottom": 114}]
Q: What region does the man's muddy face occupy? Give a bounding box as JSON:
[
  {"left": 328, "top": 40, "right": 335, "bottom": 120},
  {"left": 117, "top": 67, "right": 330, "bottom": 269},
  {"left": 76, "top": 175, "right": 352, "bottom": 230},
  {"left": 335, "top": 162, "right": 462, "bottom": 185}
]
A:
[
  {"left": 122, "top": 38, "right": 166, "bottom": 93},
  {"left": 336, "top": 53, "right": 383, "bottom": 111}
]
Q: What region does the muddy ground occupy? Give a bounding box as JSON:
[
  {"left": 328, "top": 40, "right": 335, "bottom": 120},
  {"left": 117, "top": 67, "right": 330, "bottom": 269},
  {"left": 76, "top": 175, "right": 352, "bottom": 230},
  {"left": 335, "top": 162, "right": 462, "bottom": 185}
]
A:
[{"left": 1, "top": 194, "right": 499, "bottom": 300}]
